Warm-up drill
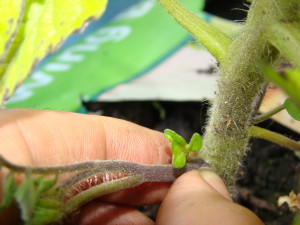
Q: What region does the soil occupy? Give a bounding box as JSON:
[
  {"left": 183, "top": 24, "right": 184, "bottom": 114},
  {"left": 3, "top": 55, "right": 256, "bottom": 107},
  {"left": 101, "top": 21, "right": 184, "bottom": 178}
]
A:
[{"left": 82, "top": 100, "right": 300, "bottom": 225}]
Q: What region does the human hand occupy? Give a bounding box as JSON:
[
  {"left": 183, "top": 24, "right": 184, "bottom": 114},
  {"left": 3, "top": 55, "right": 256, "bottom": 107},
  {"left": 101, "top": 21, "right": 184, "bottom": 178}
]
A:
[{"left": 0, "top": 109, "right": 263, "bottom": 225}]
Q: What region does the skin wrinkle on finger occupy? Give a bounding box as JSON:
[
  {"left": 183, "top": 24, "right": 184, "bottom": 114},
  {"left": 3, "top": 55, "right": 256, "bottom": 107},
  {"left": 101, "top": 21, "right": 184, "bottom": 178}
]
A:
[
  {"left": 99, "top": 118, "right": 108, "bottom": 160},
  {"left": 155, "top": 137, "right": 172, "bottom": 165},
  {"left": 102, "top": 117, "right": 140, "bottom": 161},
  {"left": 27, "top": 111, "right": 107, "bottom": 166},
  {"left": 0, "top": 116, "right": 33, "bottom": 166},
  {"left": 101, "top": 117, "right": 172, "bottom": 164},
  {"left": 15, "top": 120, "right": 33, "bottom": 162},
  {"left": 16, "top": 114, "right": 70, "bottom": 165},
  {"left": 0, "top": 109, "right": 107, "bottom": 166}
]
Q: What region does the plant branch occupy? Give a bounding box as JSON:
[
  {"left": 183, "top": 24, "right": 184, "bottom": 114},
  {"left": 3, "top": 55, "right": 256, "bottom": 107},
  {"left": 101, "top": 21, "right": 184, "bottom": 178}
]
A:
[
  {"left": 157, "top": 0, "right": 233, "bottom": 64},
  {"left": 250, "top": 126, "right": 300, "bottom": 152},
  {"left": 253, "top": 103, "right": 285, "bottom": 124},
  {"left": 0, "top": 155, "right": 209, "bottom": 180}
]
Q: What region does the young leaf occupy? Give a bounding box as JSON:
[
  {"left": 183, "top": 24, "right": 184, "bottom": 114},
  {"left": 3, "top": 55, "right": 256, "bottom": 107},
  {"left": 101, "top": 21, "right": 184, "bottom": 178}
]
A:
[
  {"left": 35, "top": 175, "right": 58, "bottom": 196},
  {"left": 172, "top": 151, "right": 186, "bottom": 169},
  {"left": 187, "top": 133, "right": 202, "bottom": 152},
  {"left": 164, "top": 129, "right": 186, "bottom": 148},
  {"left": 157, "top": 0, "right": 233, "bottom": 64},
  {"left": 164, "top": 130, "right": 202, "bottom": 168},
  {"left": 284, "top": 98, "right": 300, "bottom": 121},
  {"left": 171, "top": 143, "right": 183, "bottom": 155},
  {"left": 29, "top": 198, "right": 62, "bottom": 225},
  {"left": 264, "top": 66, "right": 300, "bottom": 109},
  {"left": 0, "top": 0, "right": 108, "bottom": 106},
  {"left": 0, "top": 171, "right": 17, "bottom": 210},
  {"left": 268, "top": 24, "right": 300, "bottom": 69},
  {"left": 14, "top": 171, "right": 37, "bottom": 222}
]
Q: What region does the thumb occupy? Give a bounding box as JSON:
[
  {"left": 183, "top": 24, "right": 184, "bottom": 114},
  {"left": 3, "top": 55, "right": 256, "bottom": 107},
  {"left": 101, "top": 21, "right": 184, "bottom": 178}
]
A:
[{"left": 156, "top": 169, "right": 264, "bottom": 225}]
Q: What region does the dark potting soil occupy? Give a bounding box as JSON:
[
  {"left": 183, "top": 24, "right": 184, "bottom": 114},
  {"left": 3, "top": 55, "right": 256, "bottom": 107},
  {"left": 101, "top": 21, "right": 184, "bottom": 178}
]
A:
[{"left": 82, "top": 100, "right": 300, "bottom": 225}]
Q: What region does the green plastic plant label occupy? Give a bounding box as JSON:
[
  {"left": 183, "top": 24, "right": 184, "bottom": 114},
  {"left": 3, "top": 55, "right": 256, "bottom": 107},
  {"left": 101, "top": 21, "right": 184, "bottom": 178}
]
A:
[{"left": 4, "top": 0, "right": 204, "bottom": 112}]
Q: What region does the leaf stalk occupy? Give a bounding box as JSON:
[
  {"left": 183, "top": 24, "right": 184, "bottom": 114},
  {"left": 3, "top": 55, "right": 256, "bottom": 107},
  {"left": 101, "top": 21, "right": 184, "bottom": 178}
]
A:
[
  {"left": 250, "top": 126, "right": 300, "bottom": 152},
  {"left": 157, "top": 0, "right": 233, "bottom": 64},
  {"left": 253, "top": 103, "right": 285, "bottom": 124}
]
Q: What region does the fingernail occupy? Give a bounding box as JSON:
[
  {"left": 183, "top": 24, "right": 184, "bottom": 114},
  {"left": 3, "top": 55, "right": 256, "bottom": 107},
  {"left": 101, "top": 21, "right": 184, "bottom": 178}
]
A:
[
  {"left": 198, "top": 168, "right": 232, "bottom": 201},
  {"left": 198, "top": 167, "right": 220, "bottom": 178}
]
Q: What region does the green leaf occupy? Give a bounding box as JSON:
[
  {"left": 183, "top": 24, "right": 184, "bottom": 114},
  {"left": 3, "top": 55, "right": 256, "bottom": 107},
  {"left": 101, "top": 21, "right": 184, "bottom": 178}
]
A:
[
  {"left": 157, "top": 0, "right": 233, "bottom": 64},
  {"left": 164, "top": 129, "right": 186, "bottom": 147},
  {"left": 268, "top": 24, "right": 300, "bottom": 69},
  {"left": 14, "top": 171, "right": 37, "bottom": 222},
  {"left": 172, "top": 151, "right": 186, "bottom": 168},
  {"left": 0, "top": 171, "right": 17, "bottom": 210},
  {"left": 171, "top": 143, "right": 183, "bottom": 155},
  {"left": 28, "top": 207, "right": 61, "bottom": 225},
  {"left": 0, "top": 0, "right": 108, "bottom": 106},
  {"left": 25, "top": 197, "right": 62, "bottom": 225},
  {"left": 284, "top": 98, "right": 300, "bottom": 121},
  {"left": 36, "top": 198, "right": 61, "bottom": 209},
  {"left": 187, "top": 133, "right": 202, "bottom": 152},
  {"left": 164, "top": 129, "right": 202, "bottom": 168},
  {"left": 35, "top": 175, "right": 58, "bottom": 196},
  {"left": 0, "top": 0, "right": 24, "bottom": 63},
  {"left": 264, "top": 66, "right": 300, "bottom": 109}
]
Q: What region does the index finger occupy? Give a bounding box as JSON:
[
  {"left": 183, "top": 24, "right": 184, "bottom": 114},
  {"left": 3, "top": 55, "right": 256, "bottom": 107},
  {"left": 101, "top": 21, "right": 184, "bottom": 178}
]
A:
[{"left": 0, "top": 108, "right": 172, "bottom": 166}]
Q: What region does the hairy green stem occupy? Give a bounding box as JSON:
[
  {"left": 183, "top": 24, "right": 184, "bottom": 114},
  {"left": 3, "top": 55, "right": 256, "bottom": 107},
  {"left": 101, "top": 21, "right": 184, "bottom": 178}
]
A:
[
  {"left": 250, "top": 126, "right": 300, "bottom": 152},
  {"left": 0, "top": 155, "right": 209, "bottom": 178},
  {"left": 199, "top": 0, "right": 284, "bottom": 188},
  {"left": 253, "top": 103, "right": 285, "bottom": 124}
]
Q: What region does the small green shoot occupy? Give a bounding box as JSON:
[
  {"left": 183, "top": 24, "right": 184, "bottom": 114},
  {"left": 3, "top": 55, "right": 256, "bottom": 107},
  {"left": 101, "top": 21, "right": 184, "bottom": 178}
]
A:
[
  {"left": 164, "top": 129, "right": 202, "bottom": 168},
  {"left": 152, "top": 101, "right": 166, "bottom": 120}
]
